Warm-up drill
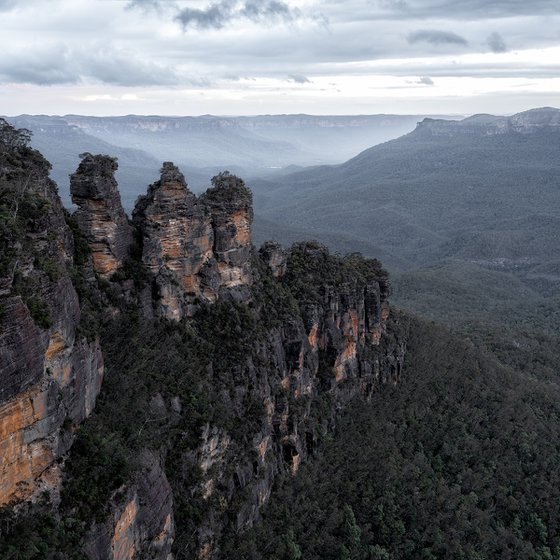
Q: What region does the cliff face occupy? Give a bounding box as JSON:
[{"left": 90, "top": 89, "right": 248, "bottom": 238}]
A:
[
  {"left": 0, "top": 131, "right": 103, "bottom": 507},
  {"left": 84, "top": 452, "right": 174, "bottom": 560},
  {"left": 199, "top": 171, "right": 253, "bottom": 293},
  {"left": 133, "top": 164, "right": 252, "bottom": 320},
  {"left": 416, "top": 107, "right": 560, "bottom": 137},
  {"left": 70, "top": 153, "right": 133, "bottom": 277},
  {"left": 179, "top": 243, "right": 405, "bottom": 557},
  {"left": 0, "top": 141, "right": 407, "bottom": 560}
]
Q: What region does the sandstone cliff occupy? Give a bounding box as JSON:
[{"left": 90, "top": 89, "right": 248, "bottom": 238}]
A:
[
  {"left": 70, "top": 153, "right": 133, "bottom": 277},
  {"left": 133, "top": 164, "right": 252, "bottom": 320},
  {"left": 0, "top": 139, "right": 407, "bottom": 560},
  {"left": 0, "top": 125, "right": 103, "bottom": 507}
]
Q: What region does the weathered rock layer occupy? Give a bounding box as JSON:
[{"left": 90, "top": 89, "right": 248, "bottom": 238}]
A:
[
  {"left": 132, "top": 164, "right": 253, "bottom": 319},
  {"left": 0, "top": 140, "right": 103, "bottom": 506},
  {"left": 70, "top": 153, "right": 133, "bottom": 277}
]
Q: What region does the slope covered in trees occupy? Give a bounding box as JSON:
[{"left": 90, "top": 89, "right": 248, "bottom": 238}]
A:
[{"left": 226, "top": 316, "right": 560, "bottom": 560}]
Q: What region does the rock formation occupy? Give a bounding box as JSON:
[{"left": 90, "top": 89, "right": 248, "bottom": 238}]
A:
[
  {"left": 84, "top": 453, "right": 174, "bottom": 560},
  {"left": 0, "top": 135, "right": 103, "bottom": 506},
  {"left": 259, "top": 241, "right": 287, "bottom": 278},
  {"left": 133, "top": 164, "right": 253, "bottom": 320},
  {"left": 132, "top": 162, "right": 215, "bottom": 320},
  {"left": 0, "top": 139, "right": 407, "bottom": 560},
  {"left": 70, "top": 153, "right": 133, "bottom": 277},
  {"left": 200, "top": 171, "right": 253, "bottom": 292}
]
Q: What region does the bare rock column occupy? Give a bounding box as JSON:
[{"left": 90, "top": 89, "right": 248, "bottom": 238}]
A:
[
  {"left": 70, "top": 153, "right": 133, "bottom": 277},
  {"left": 133, "top": 162, "right": 215, "bottom": 320},
  {"left": 200, "top": 171, "right": 253, "bottom": 291}
]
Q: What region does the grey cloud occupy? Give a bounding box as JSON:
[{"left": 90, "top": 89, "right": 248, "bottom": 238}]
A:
[
  {"left": 0, "top": 46, "right": 180, "bottom": 87},
  {"left": 0, "top": 46, "right": 75, "bottom": 85},
  {"left": 408, "top": 29, "right": 468, "bottom": 46},
  {"left": 126, "top": 0, "right": 161, "bottom": 8},
  {"left": 373, "top": 0, "right": 560, "bottom": 20},
  {"left": 288, "top": 74, "right": 311, "bottom": 84},
  {"left": 241, "top": 0, "right": 298, "bottom": 22},
  {"left": 417, "top": 76, "right": 434, "bottom": 85},
  {"left": 377, "top": 0, "right": 409, "bottom": 10},
  {"left": 0, "top": 0, "right": 15, "bottom": 10},
  {"left": 487, "top": 32, "right": 507, "bottom": 53},
  {"left": 82, "top": 49, "right": 180, "bottom": 86},
  {"left": 175, "top": 0, "right": 299, "bottom": 30},
  {"left": 175, "top": 1, "right": 232, "bottom": 30}
]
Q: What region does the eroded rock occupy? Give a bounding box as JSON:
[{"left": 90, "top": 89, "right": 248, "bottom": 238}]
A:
[{"left": 70, "top": 153, "right": 133, "bottom": 277}]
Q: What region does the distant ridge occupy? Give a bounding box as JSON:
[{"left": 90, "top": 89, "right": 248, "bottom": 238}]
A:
[{"left": 416, "top": 107, "right": 560, "bottom": 136}]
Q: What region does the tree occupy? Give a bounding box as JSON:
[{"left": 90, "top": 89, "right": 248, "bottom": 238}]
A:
[{"left": 0, "top": 118, "right": 31, "bottom": 150}]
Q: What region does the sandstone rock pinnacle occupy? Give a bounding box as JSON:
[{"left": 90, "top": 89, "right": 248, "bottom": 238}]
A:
[{"left": 70, "top": 153, "right": 133, "bottom": 277}]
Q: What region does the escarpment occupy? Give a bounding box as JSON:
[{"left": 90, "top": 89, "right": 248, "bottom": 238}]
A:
[
  {"left": 0, "top": 128, "right": 103, "bottom": 507},
  {"left": 1, "top": 134, "right": 408, "bottom": 560}
]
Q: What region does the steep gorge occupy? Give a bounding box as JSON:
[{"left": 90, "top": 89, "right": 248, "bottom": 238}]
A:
[{"left": 0, "top": 123, "right": 407, "bottom": 559}]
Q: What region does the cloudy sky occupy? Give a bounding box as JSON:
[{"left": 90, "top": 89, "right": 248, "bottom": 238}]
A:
[{"left": 1, "top": 0, "right": 559, "bottom": 115}]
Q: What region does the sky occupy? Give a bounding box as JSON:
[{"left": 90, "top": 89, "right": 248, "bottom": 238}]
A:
[{"left": 1, "top": 0, "right": 559, "bottom": 116}]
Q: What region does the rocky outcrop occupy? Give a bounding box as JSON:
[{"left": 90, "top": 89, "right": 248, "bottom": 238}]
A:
[
  {"left": 84, "top": 453, "right": 174, "bottom": 560},
  {"left": 0, "top": 136, "right": 103, "bottom": 506},
  {"left": 132, "top": 162, "right": 215, "bottom": 320},
  {"left": 199, "top": 171, "right": 253, "bottom": 293},
  {"left": 258, "top": 241, "right": 287, "bottom": 278},
  {"left": 179, "top": 242, "right": 406, "bottom": 558},
  {"left": 133, "top": 164, "right": 253, "bottom": 320},
  {"left": 70, "top": 153, "right": 133, "bottom": 277}
]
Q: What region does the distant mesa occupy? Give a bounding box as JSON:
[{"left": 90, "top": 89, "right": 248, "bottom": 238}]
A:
[{"left": 416, "top": 106, "right": 560, "bottom": 136}]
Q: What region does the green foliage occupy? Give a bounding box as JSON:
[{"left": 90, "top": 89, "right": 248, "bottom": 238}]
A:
[
  {"left": 0, "top": 118, "right": 32, "bottom": 151},
  {"left": 34, "top": 256, "right": 62, "bottom": 282},
  {"left": 63, "top": 210, "right": 91, "bottom": 268},
  {"left": 227, "top": 317, "right": 560, "bottom": 559},
  {"left": 24, "top": 295, "right": 53, "bottom": 329},
  {"left": 62, "top": 427, "right": 133, "bottom": 523},
  {"left": 0, "top": 499, "right": 87, "bottom": 560},
  {"left": 282, "top": 241, "right": 388, "bottom": 305}
]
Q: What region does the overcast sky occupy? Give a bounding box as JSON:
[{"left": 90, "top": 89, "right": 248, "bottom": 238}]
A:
[{"left": 1, "top": 0, "right": 559, "bottom": 115}]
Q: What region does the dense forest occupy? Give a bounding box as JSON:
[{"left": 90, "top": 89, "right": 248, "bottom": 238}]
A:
[{"left": 224, "top": 315, "right": 560, "bottom": 560}]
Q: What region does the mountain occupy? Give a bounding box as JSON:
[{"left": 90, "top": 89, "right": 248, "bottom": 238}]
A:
[
  {"left": 250, "top": 107, "right": 560, "bottom": 332},
  {"left": 3, "top": 114, "right": 560, "bottom": 560},
  {"left": 5, "top": 113, "right": 457, "bottom": 210},
  {"left": 0, "top": 120, "right": 403, "bottom": 559},
  {"left": 251, "top": 107, "right": 560, "bottom": 272}
]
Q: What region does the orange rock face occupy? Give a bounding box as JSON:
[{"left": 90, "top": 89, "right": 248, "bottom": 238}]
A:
[
  {"left": 0, "top": 285, "right": 103, "bottom": 507},
  {"left": 0, "top": 385, "right": 53, "bottom": 506},
  {"left": 134, "top": 165, "right": 254, "bottom": 320},
  {"left": 112, "top": 497, "right": 139, "bottom": 560},
  {"left": 334, "top": 339, "right": 358, "bottom": 383},
  {"left": 70, "top": 154, "right": 133, "bottom": 278}
]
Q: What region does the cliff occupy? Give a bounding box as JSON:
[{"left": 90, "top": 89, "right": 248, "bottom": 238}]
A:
[
  {"left": 415, "top": 107, "right": 560, "bottom": 137},
  {"left": 70, "top": 153, "right": 133, "bottom": 277},
  {"left": 0, "top": 131, "right": 407, "bottom": 560},
  {"left": 133, "top": 164, "right": 253, "bottom": 320},
  {"left": 0, "top": 120, "right": 103, "bottom": 507}
]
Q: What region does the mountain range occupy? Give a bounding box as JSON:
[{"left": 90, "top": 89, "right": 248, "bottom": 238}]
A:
[
  {"left": 249, "top": 107, "right": 560, "bottom": 330},
  {"left": 2, "top": 109, "right": 560, "bottom": 559},
  {"left": 5, "top": 113, "right": 454, "bottom": 209}
]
